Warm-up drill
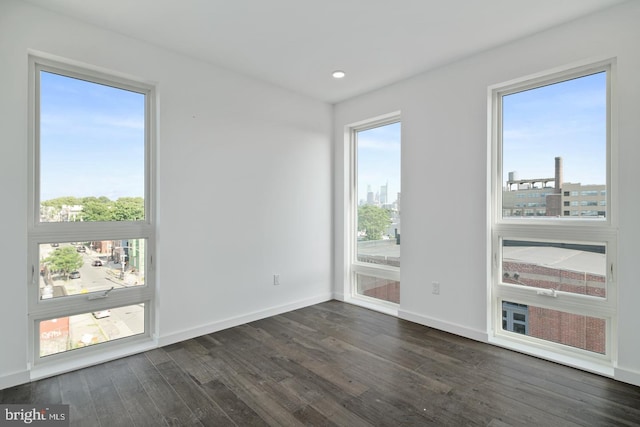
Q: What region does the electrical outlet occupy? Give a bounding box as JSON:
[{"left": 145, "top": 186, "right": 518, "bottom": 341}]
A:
[
  {"left": 273, "top": 274, "right": 280, "bottom": 286},
  {"left": 432, "top": 281, "right": 440, "bottom": 295}
]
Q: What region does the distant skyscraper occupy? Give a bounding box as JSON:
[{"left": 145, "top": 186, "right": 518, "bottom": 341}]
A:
[
  {"left": 380, "top": 182, "right": 388, "bottom": 205},
  {"left": 367, "top": 185, "right": 375, "bottom": 205}
]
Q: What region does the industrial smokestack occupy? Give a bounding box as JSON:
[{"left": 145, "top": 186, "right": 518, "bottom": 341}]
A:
[{"left": 555, "top": 157, "right": 562, "bottom": 193}]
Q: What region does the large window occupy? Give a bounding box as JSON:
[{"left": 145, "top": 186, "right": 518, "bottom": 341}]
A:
[
  {"left": 490, "top": 61, "right": 616, "bottom": 367},
  {"left": 350, "top": 117, "right": 401, "bottom": 306},
  {"left": 28, "top": 56, "right": 155, "bottom": 363}
]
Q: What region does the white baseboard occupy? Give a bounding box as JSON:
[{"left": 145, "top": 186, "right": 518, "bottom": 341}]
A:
[
  {"left": 614, "top": 366, "right": 640, "bottom": 387},
  {"left": 30, "top": 338, "right": 158, "bottom": 383},
  {"left": 158, "top": 292, "right": 333, "bottom": 347},
  {"left": 0, "top": 370, "right": 30, "bottom": 391},
  {"left": 2, "top": 293, "right": 333, "bottom": 390},
  {"left": 398, "top": 309, "right": 488, "bottom": 343}
]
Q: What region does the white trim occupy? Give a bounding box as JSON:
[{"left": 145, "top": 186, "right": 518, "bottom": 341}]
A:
[
  {"left": 614, "top": 366, "right": 640, "bottom": 388},
  {"left": 489, "top": 336, "right": 614, "bottom": 377},
  {"left": 158, "top": 293, "right": 333, "bottom": 347},
  {"left": 491, "top": 59, "right": 616, "bottom": 228},
  {"left": 488, "top": 59, "right": 617, "bottom": 367},
  {"left": 345, "top": 294, "right": 398, "bottom": 317},
  {"left": 30, "top": 337, "right": 157, "bottom": 382},
  {"left": 399, "top": 309, "right": 488, "bottom": 343},
  {"left": 346, "top": 112, "right": 402, "bottom": 308},
  {"left": 0, "top": 370, "right": 31, "bottom": 391},
  {"left": 27, "top": 53, "right": 157, "bottom": 367},
  {"left": 333, "top": 291, "right": 345, "bottom": 301}
]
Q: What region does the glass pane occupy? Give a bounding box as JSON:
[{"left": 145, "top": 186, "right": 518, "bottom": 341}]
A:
[
  {"left": 39, "top": 239, "right": 146, "bottom": 300},
  {"left": 502, "top": 301, "right": 605, "bottom": 354},
  {"left": 39, "top": 71, "right": 145, "bottom": 222},
  {"left": 356, "top": 274, "right": 399, "bottom": 304},
  {"left": 502, "top": 240, "right": 606, "bottom": 298},
  {"left": 502, "top": 72, "right": 606, "bottom": 219},
  {"left": 39, "top": 303, "right": 145, "bottom": 357},
  {"left": 356, "top": 122, "right": 401, "bottom": 267}
]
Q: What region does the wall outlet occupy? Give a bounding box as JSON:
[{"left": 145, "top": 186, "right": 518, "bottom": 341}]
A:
[
  {"left": 432, "top": 281, "right": 440, "bottom": 295},
  {"left": 273, "top": 274, "right": 280, "bottom": 286}
]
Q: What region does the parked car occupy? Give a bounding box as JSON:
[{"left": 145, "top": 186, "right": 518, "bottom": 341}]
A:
[
  {"left": 76, "top": 246, "right": 86, "bottom": 252},
  {"left": 92, "top": 310, "right": 111, "bottom": 319},
  {"left": 92, "top": 260, "right": 103, "bottom": 267},
  {"left": 69, "top": 271, "right": 81, "bottom": 279}
]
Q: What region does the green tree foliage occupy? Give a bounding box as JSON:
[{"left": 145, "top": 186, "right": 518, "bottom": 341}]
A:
[
  {"left": 81, "top": 198, "right": 113, "bottom": 221},
  {"left": 43, "top": 246, "right": 83, "bottom": 278},
  {"left": 42, "top": 196, "right": 144, "bottom": 222},
  {"left": 112, "top": 197, "right": 144, "bottom": 221},
  {"left": 358, "top": 205, "right": 391, "bottom": 241},
  {"left": 41, "top": 196, "right": 81, "bottom": 210}
]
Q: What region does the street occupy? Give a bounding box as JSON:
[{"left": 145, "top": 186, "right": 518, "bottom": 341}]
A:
[{"left": 38, "top": 242, "right": 145, "bottom": 356}]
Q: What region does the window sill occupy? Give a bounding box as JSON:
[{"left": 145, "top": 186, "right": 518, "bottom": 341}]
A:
[
  {"left": 30, "top": 335, "right": 157, "bottom": 382},
  {"left": 488, "top": 335, "right": 614, "bottom": 378}
]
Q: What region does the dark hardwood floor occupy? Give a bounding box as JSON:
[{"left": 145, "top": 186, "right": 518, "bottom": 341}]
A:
[{"left": 2, "top": 301, "right": 639, "bottom": 426}]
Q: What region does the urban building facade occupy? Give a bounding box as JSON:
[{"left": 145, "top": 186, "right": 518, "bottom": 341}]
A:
[{"left": 503, "top": 157, "right": 606, "bottom": 218}]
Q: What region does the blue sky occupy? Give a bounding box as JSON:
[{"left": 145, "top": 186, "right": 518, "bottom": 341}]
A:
[
  {"left": 40, "top": 71, "right": 145, "bottom": 201},
  {"left": 357, "top": 122, "right": 401, "bottom": 204},
  {"left": 502, "top": 72, "right": 606, "bottom": 186},
  {"left": 39, "top": 70, "right": 603, "bottom": 202}
]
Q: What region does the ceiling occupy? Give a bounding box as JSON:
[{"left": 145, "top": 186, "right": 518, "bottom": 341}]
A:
[{"left": 22, "top": 0, "right": 626, "bottom": 104}]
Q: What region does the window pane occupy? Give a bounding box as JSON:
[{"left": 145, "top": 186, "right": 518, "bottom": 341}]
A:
[
  {"left": 356, "top": 274, "right": 399, "bottom": 304},
  {"left": 502, "top": 72, "right": 606, "bottom": 219},
  {"left": 502, "top": 301, "right": 605, "bottom": 354},
  {"left": 356, "top": 122, "right": 401, "bottom": 267},
  {"left": 39, "top": 303, "right": 145, "bottom": 357},
  {"left": 39, "top": 71, "right": 145, "bottom": 222},
  {"left": 39, "top": 239, "right": 146, "bottom": 300},
  {"left": 502, "top": 240, "right": 606, "bottom": 298}
]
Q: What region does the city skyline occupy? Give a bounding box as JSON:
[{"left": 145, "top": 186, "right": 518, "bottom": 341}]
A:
[{"left": 357, "top": 121, "right": 401, "bottom": 205}]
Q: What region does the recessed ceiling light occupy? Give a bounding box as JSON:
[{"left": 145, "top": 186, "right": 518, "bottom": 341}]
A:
[{"left": 332, "top": 70, "right": 346, "bottom": 79}]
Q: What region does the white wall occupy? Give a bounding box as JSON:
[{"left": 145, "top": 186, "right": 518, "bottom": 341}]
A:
[
  {"left": 0, "top": 0, "right": 332, "bottom": 388},
  {"left": 333, "top": 1, "right": 640, "bottom": 386}
]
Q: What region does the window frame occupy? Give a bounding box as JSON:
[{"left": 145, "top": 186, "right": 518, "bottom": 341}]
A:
[
  {"left": 348, "top": 113, "right": 401, "bottom": 311},
  {"left": 488, "top": 59, "right": 618, "bottom": 369},
  {"left": 27, "top": 55, "right": 157, "bottom": 366}
]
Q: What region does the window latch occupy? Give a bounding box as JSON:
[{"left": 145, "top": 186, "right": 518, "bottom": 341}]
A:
[
  {"left": 536, "top": 289, "right": 557, "bottom": 298},
  {"left": 88, "top": 286, "right": 115, "bottom": 300}
]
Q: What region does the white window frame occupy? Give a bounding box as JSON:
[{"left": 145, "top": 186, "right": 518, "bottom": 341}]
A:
[
  {"left": 348, "top": 112, "right": 401, "bottom": 314},
  {"left": 27, "top": 54, "right": 157, "bottom": 368},
  {"left": 488, "top": 59, "right": 618, "bottom": 372}
]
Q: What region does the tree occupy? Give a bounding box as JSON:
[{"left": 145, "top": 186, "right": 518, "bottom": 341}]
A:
[
  {"left": 81, "top": 198, "right": 113, "bottom": 222},
  {"left": 358, "top": 204, "right": 391, "bottom": 241},
  {"left": 41, "top": 196, "right": 145, "bottom": 222},
  {"left": 112, "top": 197, "right": 144, "bottom": 221},
  {"left": 41, "top": 196, "right": 81, "bottom": 210},
  {"left": 43, "top": 246, "right": 83, "bottom": 279}
]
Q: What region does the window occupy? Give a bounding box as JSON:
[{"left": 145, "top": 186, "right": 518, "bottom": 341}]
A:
[
  {"left": 491, "top": 60, "right": 616, "bottom": 367},
  {"left": 502, "top": 302, "right": 529, "bottom": 335},
  {"left": 28, "top": 56, "right": 155, "bottom": 364},
  {"left": 350, "top": 116, "right": 401, "bottom": 307}
]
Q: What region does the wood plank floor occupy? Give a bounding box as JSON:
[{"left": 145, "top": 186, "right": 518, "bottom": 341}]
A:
[{"left": 2, "top": 301, "right": 639, "bottom": 426}]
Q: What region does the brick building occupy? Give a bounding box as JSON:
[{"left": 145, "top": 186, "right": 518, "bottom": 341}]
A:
[{"left": 502, "top": 244, "right": 606, "bottom": 354}]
